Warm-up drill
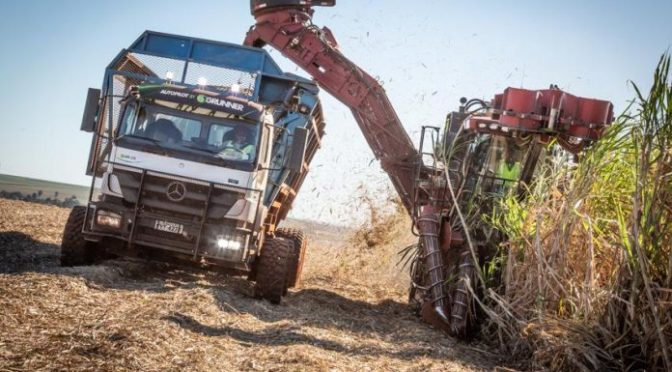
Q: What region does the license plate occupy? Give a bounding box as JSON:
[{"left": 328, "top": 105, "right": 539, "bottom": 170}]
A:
[{"left": 154, "top": 220, "right": 184, "bottom": 235}]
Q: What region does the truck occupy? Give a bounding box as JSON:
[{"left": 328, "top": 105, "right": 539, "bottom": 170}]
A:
[
  {"left": 61, "top": 31, "right": 326, "bottom": 304},
  {"left": 244, "top": 0, "right": 614, "bottom": 336}
]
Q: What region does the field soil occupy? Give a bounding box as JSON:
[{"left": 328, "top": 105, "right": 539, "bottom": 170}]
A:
[
  {"left": 0, "top": 174, "right": 90, "bottom": 202},
  {"left": 0, "top": 199, "right": 503, "bottom": 371}
]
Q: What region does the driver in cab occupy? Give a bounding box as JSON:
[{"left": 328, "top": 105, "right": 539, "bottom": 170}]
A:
[{"left": 219, "top": 126, "right": 255, "bottom": 160}]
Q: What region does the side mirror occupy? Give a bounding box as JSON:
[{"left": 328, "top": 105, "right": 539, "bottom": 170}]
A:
[
  {"left": 285, "top": 127, "right": 308, "bottom": 172},
  {"left": 80, "top": 88, "right": 101, "bottom": 133}
]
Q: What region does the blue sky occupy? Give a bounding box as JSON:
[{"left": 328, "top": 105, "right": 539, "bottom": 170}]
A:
[{"left": 0, "top": 0, "right": 670, "bottom": 224}]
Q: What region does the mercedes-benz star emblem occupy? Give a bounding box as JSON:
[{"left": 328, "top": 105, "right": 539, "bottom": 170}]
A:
[{"left": 166, "top": 181, "right": 187, "bottom": 202}]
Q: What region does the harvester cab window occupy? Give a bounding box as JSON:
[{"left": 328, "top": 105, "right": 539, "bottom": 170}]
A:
[{"left": 483, "top": 137, "right": 523, "bottom": 194}]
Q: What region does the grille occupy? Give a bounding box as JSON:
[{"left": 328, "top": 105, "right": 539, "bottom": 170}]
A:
[
  {"left": 110, "top": 53, "right": 256, "bottom": 97},
  {"left": 103, "top": 51, "right": 260, "bottom": 148},
  {"left": 115, "top": 168, "right": 244, "bottom": 219},
  {"left": 126, "top": 53, "right": 186, "bottom": 82},
  {"left": 113, "top": 168, "right": 247, "bottom": 255},
  {"left": 184, "top": 62, "right": 256, "bottom": 97}
]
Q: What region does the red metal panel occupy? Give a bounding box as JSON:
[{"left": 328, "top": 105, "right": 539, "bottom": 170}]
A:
[
  {"left": 573, "top": 98, "right": 614, "bottom": 140},
  {"left": 469, "top": 86, "right": 613, "bottom": 152},
  {"left": 500, "top": 88, "right": 541, "bottom": 130},
  {"left": 492, "top": 93, "right": 504, "bottom": 109},
  {"left": 245, "top": 8, "right": 420, "bottom": 213}
]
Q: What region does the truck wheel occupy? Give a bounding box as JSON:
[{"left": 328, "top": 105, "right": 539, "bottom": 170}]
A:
[
  {"left": 254, "top": 237, "right": 291, "bottom": 304},
  {"left": 276, "top": 227, "right": 307, "bottom": 288},
  {"left": 60, "top": 206, "right": 96, "bottom": 266}
]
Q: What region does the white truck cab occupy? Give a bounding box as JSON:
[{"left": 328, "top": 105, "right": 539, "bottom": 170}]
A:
[{"left": 61, "top": 31, "right": 325, "bottom": 304}]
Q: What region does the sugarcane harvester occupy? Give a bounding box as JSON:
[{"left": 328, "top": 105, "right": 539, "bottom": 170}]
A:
[{"left": 245, "top": 0, "right": 614, "bottom": 336}]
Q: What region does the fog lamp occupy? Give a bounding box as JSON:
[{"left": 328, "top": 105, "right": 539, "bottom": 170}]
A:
[
  {"left": 216, "top": 235, "right": 242, "bottom": 251},
  {"left": 96, "top": 210, "right": 122, "bottom": 229}
]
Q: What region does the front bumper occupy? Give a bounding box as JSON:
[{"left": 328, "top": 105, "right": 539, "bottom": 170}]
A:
[
  {"left": 85, "top": 167, "right": 265, "bottom": 271},
  {"left": 85, "top": 201, "right": 253, "bottom": 271}
]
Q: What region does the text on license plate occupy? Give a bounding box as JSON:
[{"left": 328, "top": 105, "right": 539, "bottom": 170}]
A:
[{"left": 154, "top": 220, "right": 184, "bottom": 234}]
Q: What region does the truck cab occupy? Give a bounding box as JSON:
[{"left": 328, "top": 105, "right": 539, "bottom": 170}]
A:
[{"left": 62, "top": 31, "right": 325, "bottom": 304}]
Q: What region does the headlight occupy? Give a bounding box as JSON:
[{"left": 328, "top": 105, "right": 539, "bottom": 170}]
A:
[
  {"left": 216, "top": 236, "right": 242, "bottom": 251},
  {"left": 208, "top": 232, "right": 247, "bottom": 261},
  {"left": 102, "top": 172, "right": 122, "bottom": 196},
  {"left": 96, "top": 210, "right": 122, "bottom": 229},
  {"left": 108, "top": 174, "right": 122, "bottom": 195}
]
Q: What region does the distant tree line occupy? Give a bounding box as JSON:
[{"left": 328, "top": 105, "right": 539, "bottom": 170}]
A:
[{"left": 0, "top": 190, "right": 81, "bottom": 208}]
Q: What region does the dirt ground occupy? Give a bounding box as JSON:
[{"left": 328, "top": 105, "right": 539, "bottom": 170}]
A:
[{"left": 0, "top": 199, "right": 505, "bottom": 371}]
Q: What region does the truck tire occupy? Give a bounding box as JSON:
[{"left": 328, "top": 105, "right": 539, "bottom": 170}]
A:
[
  {"left": 254, "top": 237, "right": 291, "bottom": 304},
  {"left": 276, "top": 227, "right": 307, "bottom": 288},
  {"left": 60, "top": 206, "right": 96, "bottom": 266}
]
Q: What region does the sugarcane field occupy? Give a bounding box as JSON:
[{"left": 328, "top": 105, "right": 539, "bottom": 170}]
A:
[{"left": 1, "top": 1, "right": 671, "bottom": 371}]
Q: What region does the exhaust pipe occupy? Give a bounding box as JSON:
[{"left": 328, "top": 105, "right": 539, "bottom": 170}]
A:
[{"left": 417, "top": 205, "right": 450, "bottom": 324}]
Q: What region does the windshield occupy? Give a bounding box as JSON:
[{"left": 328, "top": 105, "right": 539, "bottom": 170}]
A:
[
  {"left": 117, "top": 103, "right": 260, "bottom": 168},
  {"left": 466, "top": 135, "right": 527, "bottom": 195}
]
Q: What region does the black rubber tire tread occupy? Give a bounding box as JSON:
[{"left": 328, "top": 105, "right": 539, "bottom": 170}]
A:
[
  {"left": 60, "top": 206, "right": 95, "bottom": 266},
  {"left": 255, "top": 236, "right": 291, "bottom": 304},
  {"left": 276, "top": 227, "right": 307, "bottom": 288}
]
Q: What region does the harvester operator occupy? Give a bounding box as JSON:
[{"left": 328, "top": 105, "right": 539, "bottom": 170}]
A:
[{"left": 496, "top": 147, "right": 521, "bottom": 192}]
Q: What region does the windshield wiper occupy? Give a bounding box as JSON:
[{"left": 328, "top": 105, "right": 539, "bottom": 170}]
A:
[
  {"left": 116, "top": 134, "right": 170, "bottom": 155},
  {"left": 180, "top": 143, "right": 236, "bottom": 166},
  {"left": 180, "top": 143, "right": 219, "bottom": 155}
]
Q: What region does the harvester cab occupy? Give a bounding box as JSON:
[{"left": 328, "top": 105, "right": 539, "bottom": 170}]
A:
[{"left": 63, "top": 31, "right": 326, "bottom": 304}]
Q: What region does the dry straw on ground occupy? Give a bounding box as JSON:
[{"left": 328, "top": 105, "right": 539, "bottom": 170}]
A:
[{"left": 0, "top": 199, "right": 501, "bottom": 371}]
